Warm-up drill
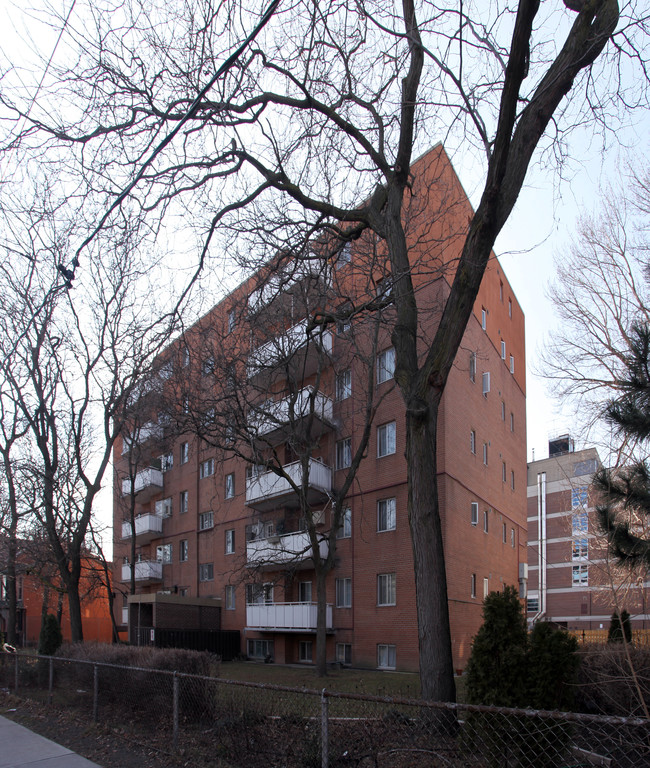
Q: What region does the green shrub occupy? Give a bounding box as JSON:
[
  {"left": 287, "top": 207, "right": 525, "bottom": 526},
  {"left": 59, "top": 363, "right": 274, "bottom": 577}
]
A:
[{"left": 38, "top": 614, "right": 62, "bottom": 656}]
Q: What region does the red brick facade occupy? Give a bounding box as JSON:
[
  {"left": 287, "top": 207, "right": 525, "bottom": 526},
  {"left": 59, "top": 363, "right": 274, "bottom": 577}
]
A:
[{"left": 113, "top": 145, "right": 527, "bottom": 671}]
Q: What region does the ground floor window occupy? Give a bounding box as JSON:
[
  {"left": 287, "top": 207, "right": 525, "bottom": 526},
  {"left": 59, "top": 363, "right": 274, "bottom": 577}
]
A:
[
  {"left": 377, "top": 643, "right": 396, "bottom": 670},
  {"left": 336, "top": 643, "right": 351, "bottom": 665},
  {"left": 247, "top": 639, "right": 274, "bottom": 660},
  {"left": 299, "top": 640, "right": 313, "bottom": 662}
]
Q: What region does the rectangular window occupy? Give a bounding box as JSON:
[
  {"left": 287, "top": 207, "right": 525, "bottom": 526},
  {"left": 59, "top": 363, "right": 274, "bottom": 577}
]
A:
[
  {"left": 471, "top": 573, "right": 476, "bottom": 598},
  {"left": 246, "top": 583, "right": 273, "bottom": 604},
  {"left": 336, "top": 507, "right": 352, "bottom": 539},
  {"left": 155, "top": 497, "right": 173, "bottom": 517},
  {"left": 471, "top": 502, "right": 479, "bottom": 526},
  {"left": 484, "top": 509, "right": 489, "bottom": 533},
  {"left": 336, "top": 643, "right": 352, "bottom": 665},
  {"left": 200, "top": 458, "right": 214, "bottom": 478},
  {"left": 179, "top": 540, "right": 188, "bottom": 562},
  {"left": 572, "top": 487, "right": 589, "bottom": 509},
  {"left": 572, "top": 565, "right": 588, "bottom": 586},
  {"left": 470, "top": 430, "right": 476, "bottom": 454},
  {"left": 225, "top": 585, "right": 236, "bottom": 610},
  {"left": 501, "top": 340, "right": 506, "bottom": 360},
  {"left": 199, "top": 511, "right": 214, "bottom": 531},
  {"left": 299, "top": 581, "right": 312, "bottom": 603},
  {"left": 502, "top": 462, "right": 507, "bottom": 482},
  {"left": 180, "top": 442, "right": 189, "bottom": 464},
  {"left": 511, "top": 528, "right": 515, "bottom": 547},
  {"left": 377, "top": 573, "right": 396, "bottom": 606},
  {"left": 377, "top": 498, "right": 396, "bottom": 532},
  {"left": 202, "top": 356, "right": 215, "bottom": 376},
  {"left": 510, "top": 355, "right": 515, "bottom": 374},
  {"left": 160, "top": 452, "right": 174, "bottom": 472},
  {"left": 336, "top": 438, "right": 352, "bottom": 469},
  {"left": 377, "top": 422, "right": 396, "bottom": 457},
  {"left": 502, "top": 522, "right": 507, "bottom": 543},
  {"left": 469, "top": 352, "right": 476, "bottom": 382},
  {"left": 338, "top": 242, "right": 352, "bottom": 267},
  {"left": 572, "top": 511, "right": 588, "bottom": 535},
  {"left": 483, "top": 577, "right": 489, "bottom": 598},
  {"left": 508, "top": 298, "right": 512, "bottom": 318},
  {"left": 247, "top": 639, "right": 274, "bottom": 659},
  {"left": 511, "top": 470, "right": 515, "bottom": 490},
  {"left": 481, "top": 308, "right": 487, "bottom": 331},
  {"left": 336, "top": 578, "right": 352, "bottom": 608},
  {"left": 225, "top": 529, "right": 235, "bottom": 554},
  {"left": 182, "top": 346, "right": 190, "bottom": 367},
  {"left": 228, "top": 308, "right": 236, "bottom": 333},
  {"left": 179, "top": 490, "right": 188, "bottom": 514},
  {"left": 482, "top": 371, "right": 490, "bottom": 396},
  {"left": 527, "top": 596, "right": 539, "bottom": 612},
  {"left": 572, "top": 538, "right": 588, "bottom": 560},
  {"left": 510, "top": 412, "right": 515, "bottom": 432},
  {"left": 156, "top": 544, "right": 172, "bottom": 564},
  {"left": 377, "top": 348, "right": 396, "bottom": 384},
  {"left": 499, "top": 280, "right": 504, "bottom": 301},
  {"left": 336, "top": 369, "right": 352, "bottom": 400},
  {"left": 483, "top": 443, "right": 488, "bottom": 466},
  {"left": 299, "top": 640, "right": 313, "bottom": 662},
  {"left": 377, "top": 644, "right": 396, "bottom": 669},
  {"left": 501, "top": 401, "right": 506, "bottom": 421},
  {"left": 225, "top": 472, "right": 235, "bottom": 499}
]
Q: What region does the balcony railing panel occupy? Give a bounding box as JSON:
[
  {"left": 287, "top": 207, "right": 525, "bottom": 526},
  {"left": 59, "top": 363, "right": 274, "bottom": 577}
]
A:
[
  {"left": 246, "top": 530, "right": 328, "bottom": 570},
  {"left": 247, "top": 319, "right": 333, "bottom": 380},
  {"left": 245, "top": 458, "right": 332, "bottom": 510},
  {"left": 246, "top": 602, "right": 332, "bottom": 631},
  {"left": 121, "top": 467, "right": 164, "bottom": 502},
  {"left": 121, "top": 513, "right": 164, "bottom": 543},
  {"left": 248, "top": 262, "right": 331, "bottom": 313},
  {"left": 121, "top": 560, "right": 163, "bottom": 584},
  {"left": 121, "top": 422, "right": 163, "bottom": 454},
  {"left": 247, "top": 387, "right": 333, "bottom": 438}
]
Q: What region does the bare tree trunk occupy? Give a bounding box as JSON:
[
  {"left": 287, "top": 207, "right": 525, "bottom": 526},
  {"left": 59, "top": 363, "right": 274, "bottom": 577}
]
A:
[{"left": 6, "top": 523, "right": 18, "bottom": 645}]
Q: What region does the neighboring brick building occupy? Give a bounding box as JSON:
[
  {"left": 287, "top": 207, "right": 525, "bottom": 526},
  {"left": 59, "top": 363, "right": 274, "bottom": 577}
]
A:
[
  {"left": 113, "top": 145, "right": 528, "bottom": 672},
  {"left": 527, "top": 437, "right": 650, "bottom": 631}
]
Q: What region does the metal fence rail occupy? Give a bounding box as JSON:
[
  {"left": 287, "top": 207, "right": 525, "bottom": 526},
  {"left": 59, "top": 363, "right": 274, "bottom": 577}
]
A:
[{"left": 1, "top": 652, "right": 649, "bottom": 767}]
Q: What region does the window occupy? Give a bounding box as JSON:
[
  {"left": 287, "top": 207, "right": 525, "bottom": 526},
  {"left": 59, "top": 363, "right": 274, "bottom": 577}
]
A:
[
  {"left": 336, "top": 578, "right": 352, "bottom": 608},
  {"left": 471, "top": 573, "right": 476, "bottom": 598},
  {"left": 508, "top": 298, "right": 512, "bottom": 318},
  {"left": 482, "top": 371, "right": 490, "bottom": 396},
  {"left": 336, "top": 369, "right": 352, "bottom": 400},
  {"left": 179, "top": 540, "right": 188, "bottom": 562},
  {"left": 501, "top": 340, "right": 506, "bottom": 359},
  {"left": 377, "top": 348, "right": 395, "bottom": 384},
  {"left": 501, "top": 401, "right": 506, "bottom": 421},
  {"left": 160, "top": 452, "right": 173, "bottom": 472},
  {"left": 502, "top": 522, "right": 507, "bottom": 543},
  {"left": 336, "top": 643, "right": 352, "bottom": 665},
  {"left": 377, "top": 573, "right": 396, "bottom": 606},
  {"left": 377, "top": 644, "right": 396, "bottom": 670},
  {"left": 469, "top": 352, "right": 476, "bottom": 382},
  {"left": 200, "top": 458, "right": 214, "bottom": 478},
  {"left": 202, "top": 356, "right": 215, "bottom": 376},
  {"left": 155, "top": 497, "right": 173, "bottom": 517},
  {"left": 572, "top": 511, "right": 588, "bottom": 535},
  {"left": 510, "top": 355, "right": 515, "bottom": 374},
  {"left": 471, "top": 502, "right": 479, "bottom": 526},
  {"left": 502, "top": 461, "right": 507, "bottom": 482},
  {"left": 377, "top": 498, "right": 396, "bottom": 532},
  {"left": 511, "top": 470, "right": 515, "bottom": 490},
  {"left": 159, "top": 361, "right": 173, "bottom": 380},
  {"left": 199, "top": 563, "right": 214, "bottom": 582},
  {"left": 376, "top": 276, "right": 392, "bottom": 299},
  {"left": 183, "top": 396, "right": 190, "bottom": 414},
  {"left": 247, "top": 639, "right": 274, "bottom": 659},
  {"left": 156, "top": 544, "right": 172, "bottom": 564},
  {"left": 228, "top": 308, "right": 236, "bottom": 333},
  {"left": 299, "top": 581, "right": 312, "bottom": 603},
  {"left": 336, "top": 507, "right": 352, "bottom": 539},
  {"left": 377, "top": 422, "right": 396, "bottom": 457},
  {"left": 246, "top": 583, "right": 273, "bottom": 604},
  {"left": 225, "top": 585, "right": 236, "bottom": 610},
  {"left": 225, "top": 529, "right": 235, "bottom": 554},
  {"left": 499, "top": 280, "right": 504, "bottom": 301},
  {"left": 299, "top": 641, "right": 313, "bottom": 662},
  {"left": 179, "top": 490, "right": 188, "bottom": 515},
  {"left": 337, "top": 314, "right": 352, "bottom": 334},
  {"left": 199, "top": 511, "right": 214, "bottom": 530},
  {"left": 482, "top": 442, "right": 488, "bottom": 465},
  {"left": 181, "top": 346, "right": 190, "bottom": 367},
  {"left": 336, "top": 438, "right": 352, "bottom": 469},
  {"left": 481, "top": 307, "right": 487, "bottom": 330},
  {"left": 511, "top": 528, "right": 515, "bottom": 547},
  {"left": 527, "top": 596, "right": 539, "bottom": 612},
  {"left": 470, "top": 430, "right": 476, "bottom": 454},
  {"left": 572, "top": 565, "right": 588, "bottom": 586},
  {"left": 483, "top": 509, "right": 489, "bottom": 533},
  {"left": 338, "top": 242, "right": 351, "bottom": 267},
  {"left": 483, "top": 577, "right": 489, "bottom": 598},
  {"left": 572, "top": 538, "right": 588, "bottom": 560},
  {"left": 572, "top": 487, "right": 588, "bottom": 509},
  {"left": 180, "top": 442, "right": 189, "bottom": 464},
  {"left": 510, "top": 412, "right": 515, "bottom": 432},
  {"left": 225, "top": 473, "right": 235, "bottom": 499}
]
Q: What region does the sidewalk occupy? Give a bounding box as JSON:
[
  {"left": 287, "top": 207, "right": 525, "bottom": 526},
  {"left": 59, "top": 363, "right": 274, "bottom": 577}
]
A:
[{"left": 0, "top": 715, "right": 102, "bottom": 767}]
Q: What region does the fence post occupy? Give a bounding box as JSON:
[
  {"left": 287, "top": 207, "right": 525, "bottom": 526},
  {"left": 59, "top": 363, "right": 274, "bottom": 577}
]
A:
[
  {"left": 321, "top": 688, "right": 329, "bottom": 768},
  {"left": 93, "top": 664, "right": 98, "bottom": 723},
  {"left": 14, "top": 653, "right": 18, "bottom": 693},
  {"left": 48, "top": 658, "right": 54, "bottom": 704},
  {"left": 173, "top": 672, "right": 179, "bottom": 751}
]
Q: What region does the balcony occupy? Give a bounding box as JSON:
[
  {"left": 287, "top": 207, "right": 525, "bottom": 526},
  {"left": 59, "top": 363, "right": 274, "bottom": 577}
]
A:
[
  {"left": 247, "top": 530, "right": 328, "bottom": 571},
  {"left": 248, "top": 262, "right": 331, "bottom": 314},
  {"left": 246, "top": 602, "right": 333, "bottom": 632},
  {"left": 246, "top": 458, "right": 332, "bottom": 510},
  {"left": 121, "top": 513, "right": 164, "bottom": 544},
  {"left": 121, "top": 422, "right": 163, "bottom": 454},
  {"left": 121, "top": 467, "right": 164, "bottom": 503},
  {"left": 121, "top": 560, "right": 163, "bottom": 585},
  {"left": 247, "top": 387, "right": 334, "bottom": 440},
  {"left": 247, "top": 319, "right": 333, "bottom": 381}
]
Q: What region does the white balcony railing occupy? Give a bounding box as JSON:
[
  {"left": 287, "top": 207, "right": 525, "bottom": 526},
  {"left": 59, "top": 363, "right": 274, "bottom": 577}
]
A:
[
  {"left": 247, "top": 319, "right": 333, "bottom": 379},
  {"left": 246, "top": 602, "right": 333, "bottom": 631},
  {"left": 248, "top": 262, "right": 331, "bottom": 313},
  {"left": 245, "top": 458, "right": 332, "bottom": 509},
  {"left": 121, "top": 467, "right": 164, "bottom": 501},
  {"left": 246, "top": 530, "right": 328, "bottom": 569},
  {"left": 247, "top": 387, "right": 333, "bottom": 438},
  {"left": 121, "top": 560, "right": 163, "bottom": 584},
  {"left": 121, "top": 422, "right": 163, "bottom": 454},
  {"left": 121, "top": 513, "right": 164, "bottom": 542}
]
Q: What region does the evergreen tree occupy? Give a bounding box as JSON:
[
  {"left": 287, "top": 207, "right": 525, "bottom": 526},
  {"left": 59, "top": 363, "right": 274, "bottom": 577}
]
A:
[
  {"left": 38, "top": 614, "right": 62, "bottom": 656},
  {"left": 594, "top": 324, "right": 650, "bottom": 571},
  {"left": 608, "top": 609, "right": 633, "bottom": 643}
]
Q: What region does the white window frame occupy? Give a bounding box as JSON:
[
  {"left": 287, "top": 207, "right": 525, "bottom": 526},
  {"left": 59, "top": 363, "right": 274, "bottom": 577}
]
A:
[
  {"left": 225, "top": 472, "right": 235, "bottom": 499},
  {"left": 471, "top": 573, "right": 476, "bottom": 598},
  {"left": 501, "top": 340, "right": 506, "bottom": 359},
  {"left": 483, "top": 509, "right": 489, "bottom": 533},
  {"left": 299, "top": 640, "right": 313, "bottom": 662},
  {"left": 511, "top": 470, "right": 515, "bottom": 490},
  {"left": 336, "top": 643, "right": 352, "bottom": 665},
  {"left": 336, "top": 438, "right": 352, "bottom": 469},
  {"left": 377, "top": 644, "right": 396, "bottom": 670},
  {"left": 510, "top": 354, "right": 515, "bottom": 374},
  {"left": 160, "top": 452, "right": 174, "bottom": 472},
  {"left": 336, "top": 577, "right": 352, "bottom": 608},
  {"left": 572, "top": 564, "right": 588, "bottom": 586},
  {"left": 180, "top": 442, "right": 189, "bottom": 464},
  {"left": 470, "top": 430, "right": 476, "bottom": 454},
  {"left": 199, "top": 511, "right": 214, "bottom": 531},
  {"left": 179, "top": 490, "right": 188, "bottom": 515},
  {"left": 377, "top": 422, "right": 396, "bottom": 457},
  {"left": 336, "top": 507, "right": 352, "bottom": 539},
  {"left": 483, "top": 442, "right": 488, "bottom": 466},
  {"left": 511, "top": 528, "right": 515, "bottom": 547},
  {"left": 225, "top": 528, "right": 235, "bottom": 554},
  {"left": 572, "top": 538, "right": 588, "bottom": 560},
  {"left": 199, "top": 563, "right": 214, "bottom": 582},
  {"left": 483, "top": 577, "right": 489, "bottom": 598},
  {"left": 377, "top": 498, "right": 396, "bottom": 532},
  {"left": 377, "top": 348, "right": 395, "bottom": 384},
  {"left": 225, "top": 585, "right": 236, "bottom": 610},
  {"left": 510, "top": 412, "right": 515, "bottom": 432},
  {"left": 299, "top": 581, "right": 312, "bottom": 603},
  {"left": 502, "top": 522, "right": 507, "bottom": 543},
  {"left": 469, "top": 352, "right": 476, "bottom": 382},
  {"left": 336, "top": 369, "right": 352, "bottom": 401},
  {"left": 200, "top": 458, "right": 214, "bottom": 479},
  {"left": 502, "top": 461, "right": 507, "bottom": 482},
  {"left": 156, "top": 543, "right": 172, "bottom": 564},
  {"left": 471, "top": 502, "right": 479, "bottom": 526},
  {"left": 377, "top": 573, "right": 396, "bottom": 606},
  {"left": 179, "top": 539, "right": 188, "bottom": 562},
  {"left": 481, "top": 308, "right": 487, "bottom": 330},
  {"left": 482, "top": 371, "right": 490, "bottom": 396}
]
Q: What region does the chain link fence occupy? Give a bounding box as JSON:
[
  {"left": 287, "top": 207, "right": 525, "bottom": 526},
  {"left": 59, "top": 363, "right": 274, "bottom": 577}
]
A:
[{"left": 1, "top": 652, "right": 649, "bottom": 767}]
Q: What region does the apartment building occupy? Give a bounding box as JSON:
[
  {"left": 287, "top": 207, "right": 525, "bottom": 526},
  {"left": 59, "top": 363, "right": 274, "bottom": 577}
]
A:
[
  {"left": 113, "top": 145, "right": 527, "bottom": 672},
  {"left": 527, "top": 437, "right": 650, "bottom": 631}
]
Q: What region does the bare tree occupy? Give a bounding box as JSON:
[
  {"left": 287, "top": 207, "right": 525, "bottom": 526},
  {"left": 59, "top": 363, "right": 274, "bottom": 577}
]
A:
[{"left": 3, "top": 0, "right": 645, "bottom": 699}]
